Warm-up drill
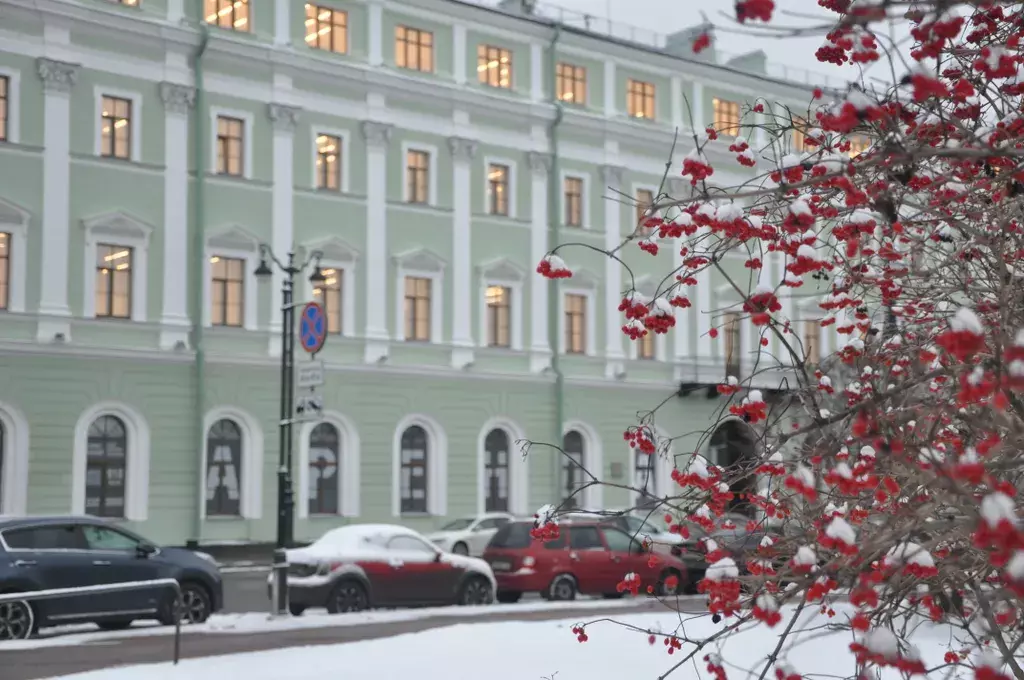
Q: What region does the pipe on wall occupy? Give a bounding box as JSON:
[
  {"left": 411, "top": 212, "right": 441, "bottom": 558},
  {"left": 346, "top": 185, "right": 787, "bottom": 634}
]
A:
[{"left": 545, "top": 24, "right": 565, "bottom": 505}]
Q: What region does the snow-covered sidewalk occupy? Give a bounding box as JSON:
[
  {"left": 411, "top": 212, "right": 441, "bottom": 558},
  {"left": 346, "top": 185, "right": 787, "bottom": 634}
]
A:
[
  {"left": 36, "top": 603, "right": 956, "bottom": 680},
  {"left": 5, "top": 596, "right": 678, "bottom": 650}
]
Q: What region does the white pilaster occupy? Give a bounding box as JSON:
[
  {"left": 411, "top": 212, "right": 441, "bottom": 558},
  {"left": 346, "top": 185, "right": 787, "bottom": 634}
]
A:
[
  {"left": 696, "top": 259, "right": 713, "bottom": 358},
  {"left": 530, "top": 43, "right": 544, "bottom": 102},
  {"left": 454, "top": 24, "right": 467, "bottom": 85},
  {"left": 691, "top": 81, "right": 706, "bottom": 130},
  {"left": 158, "top": 82, "right": 195, "bottom": 350},
  {"left": 274, "top": 0, "right": 291, "bottom": 45},
  {"left": 527, "top": 151, "right": 552, "bottom": 373},
  {"left": 776, "top": 252, "right": 796, "bottom": 365},
  {"left": 603, "top": 60, "right": 616, "bottom": 117},
  {"left": 362, "top": 121, "right": 393, "bottom": 363},
  {"left": 448, "top": 137, "right": 477, "bottom": 369},
  {"left": 670, "top": 76, "right": 683, "bottom": 132},
  {"left": 600, "top": 165, "right": 626, "bottom": 378},
  {"left": 167, "top": 0, "right": 184, "bottom": 22},
  {"left": 368, "top": 1, "right": 384, "bottom": 67},
  {"left": 673, "top": 236, "right": 688, "bottom": 361},
  {"left": 36, "top": 58, "right": 78, "bottom": 343},
  {"left": 268, "top": 104, "right": 301, "bottom": 356}
]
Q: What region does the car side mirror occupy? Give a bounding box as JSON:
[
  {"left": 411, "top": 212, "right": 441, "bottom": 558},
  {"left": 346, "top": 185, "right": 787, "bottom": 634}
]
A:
[
  {"left": 433, "top": 551, "right": 443, "bottom": 563},
  {"left": 136, "top": 543, "right": 157, "bottom": 559}
]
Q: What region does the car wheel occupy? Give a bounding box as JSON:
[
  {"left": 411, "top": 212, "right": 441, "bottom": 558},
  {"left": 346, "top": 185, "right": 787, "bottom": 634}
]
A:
[
  {"left": 548, "top": 574, "right": 577, "bottom": 601},
  {"left": 288, "top": 603, "right": 307, "bottom": 617},
  {"left": 496, "top": 590, "right": 522, "bottom": 604},
  {"left": 658, "top": 568, "right": 683, "bottom": 596},
  {"left": 96, "top": 620, "right": 134, "bottom": 631},
  {"left": 0, "top": 600, "right": 34, "bottom": 640},
  {"left": 452, "top": 542, "right": 469, "bottom": 556},
  {"left": 158, "top": 582, "right": 212, "bottom": 626},
  {"left": 326, "top": 580, "right": 369, "bottom": 614},
  {"left": 458, "top": 576, "right": 493, "bottom": 606},
  {"left": 683, "top": 570, "right": 703, "bottom": 595}
]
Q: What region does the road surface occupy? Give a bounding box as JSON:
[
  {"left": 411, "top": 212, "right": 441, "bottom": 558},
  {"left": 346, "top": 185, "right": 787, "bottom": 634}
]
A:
[{"left": 6, "top": 597, "right": 706, "bottom": 680}]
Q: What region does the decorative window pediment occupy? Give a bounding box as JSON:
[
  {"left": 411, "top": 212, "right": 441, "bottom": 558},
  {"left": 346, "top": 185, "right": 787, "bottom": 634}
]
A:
[
  {"left": 479, "top": 257, "right": 525, "bottom": 282},
  {"left": 81, "top": 210, "right": 154, "bottom": 244},
  {"left": 0, "top": 197, "right": 29, "bottom": 228},
  {"left": 568, "top": 267, "right": 598, "bottom": 288},
  {"left": 208, "top": 224, "right": 260, "bottom": 252},
  {"left": 393, "top": 247, "right": 446, "bottom": 273},
  {"left": 304, "top": 235, "right": 359, "bottom": 264}
]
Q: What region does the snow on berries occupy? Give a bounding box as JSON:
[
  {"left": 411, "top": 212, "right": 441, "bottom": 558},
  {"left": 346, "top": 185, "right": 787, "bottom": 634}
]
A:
[
  {"left": 536, "top": 253, "right": 572, "bottom": 279},
  {"left": 818, "top": 517, "right": 858, "bottom": 555},
  {"left": 883, "top": 542, "right": 939, "bottom": 578},
  {"left": 718, "top": 375, "right": 740, "bottom": 396},
  {"left": 751, "top": 593, "right": 782, "bottom": 626},
  {"left": 729, "top": 389, "right": 768, "bottom": 423},
  {"left": 936, "top": 306, "right": 985, "bottom": 360}
]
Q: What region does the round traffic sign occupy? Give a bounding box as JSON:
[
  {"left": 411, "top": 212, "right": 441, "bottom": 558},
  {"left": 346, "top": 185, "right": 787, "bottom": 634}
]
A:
[{"left": 298, "top": 302, "right": 327, "bottom": 354}]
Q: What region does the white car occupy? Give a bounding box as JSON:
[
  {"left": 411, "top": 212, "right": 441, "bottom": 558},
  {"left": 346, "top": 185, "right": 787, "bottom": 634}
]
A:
[
  {"left": 426, "top": 512, "right": 516, "bottom": 556},
  {"left": 270, "top": 524, "right": 496, "bottom": 616}
]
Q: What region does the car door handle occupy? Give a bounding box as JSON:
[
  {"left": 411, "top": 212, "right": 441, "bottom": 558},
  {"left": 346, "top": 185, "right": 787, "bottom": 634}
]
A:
[
  {"left": 92, "top": 560, "right": 112, "bottom": 566},
  {"left": 13, "top": 560, "right": 36, "bottom": 567},
  {"left": 569, "top": 552, "right": 580, "bottom": 561}
]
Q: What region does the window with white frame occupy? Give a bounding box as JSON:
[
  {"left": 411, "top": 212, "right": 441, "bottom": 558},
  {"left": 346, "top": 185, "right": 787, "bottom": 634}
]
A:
[
  {"left": 712, "top": 98, "right": 741, "bottom": 136},
  {"left": 487, "top": 164, "right": 510, "bottom": 216},
  {"left": 723, "top": 311, "right": 740, "bottom": 376},
  {"left": 627, "top": 79, "right": 655, "bottom": 119},
  {"left": 406, "top": 149, "right": 430, "bottom": 204},
  {"left": 400, "top": 424, "right": 429, "bottom": 514},
  {"left": 638, "top": 330, "right": 655, "bottom": 360},
  {"left": 216, "top": 116, "right": 245, "bottom": 176},
  {"left": 556, "top": 62, "right": 586, "bottom": 105},
  {"left": 206, "top": 418, "right": 243, "bottom": 517},
  {"left": 82, "top": 212, "right": 151, "bottom": 323},
  {"left": 210, "top": 256, "right": 245, "bottom": 327},
  {"left": 305, "top": 4, "right": 347, "bottom": 54},
  {"left": 565, "top": 293, "right": 587, "bottom": 354},
  {"left": 562, "top": 430, "right": 585, "bottom": 509},
  {"left": 0, "top": 232, "right": 9, "bottom": 311},
  {"left": 477, "top": 44, "right": 512, "bottom": 89},
  {"left": 802, "top": 319, "right": 821, "bottom": 365},
  {"left": 205, "top": 0, "right": 249, "bottom": 31},
  {"left": 564, "top": 176, "right": 583, "bottom": 227},
  {"left": 396, "top": 25, "right": 434, "bottom": 72},
  {"left": 486, "top": 285, "right": 511, "bottom": 348},
  {"left": 0, "top": 75, "right": 10, "bottom": 143},
  {"left": 72, "top": 402, "right": 151, "bottom": 522},
  {"left": 404, "top": 276, "right": 432, "bottom": 342},
  {"left": 314, "top": 266, "right": 343, "bottom": 334},
  {"left": 94, "top": 244, "right": 133, "bottom": 319},
  {"left": 308, "top": 422, "right": 340, "bottom": 515},
  {"left": 99, "top": 95, "right": 132, "bottom": 160},
  {"left": 636, "top": 188, "right": 655, "bottom": 234},
  {"left": 315, "top": 133, "right": 342, "bottom": 191}
]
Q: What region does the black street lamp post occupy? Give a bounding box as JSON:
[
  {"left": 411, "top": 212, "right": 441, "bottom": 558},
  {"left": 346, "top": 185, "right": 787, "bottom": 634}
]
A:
[{"left": 254, "top": 245, "right": 325, "bottom": 617}]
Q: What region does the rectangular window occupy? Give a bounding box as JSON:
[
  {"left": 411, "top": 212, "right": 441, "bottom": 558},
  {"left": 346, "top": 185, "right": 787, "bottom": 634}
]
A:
[
  {"left": 404, "top": 276, "right": 432, "bottom": 341},
  {"left": 315, "top": 268, "right": 343, "bottom": 334},
  {"left": 406, "top": 149, "right": 430, "bottom": 204},
  {"left": 315, "top": 134, "right": 341, "bottom": 191},
  {"left": 564, "top": 176, "right": 583, "bottom": 227},
  {"left": 556, "top": 63, "right": 586, "bottom": 105},
  {"left": 216, "top": 116, "right": 244, "bottom": 177},
  {"left": 638, "top": 332, "right": 655, "bottom": 360},
  {"left": 792, "top": 116, "right": 808, "bottom": 152},
  {"left": 210, "top": 256, "right": 245, "bottom": 327},
  {"left": 488, "top": 164, "right": 510, "bottom": 216},
  {"left": 713, "top": 98, "right": 741, "bottom": 136},
  {"left": 565, "top": 293, "right": 586, "bottom": 354},
  {"left": 803, "top": 319, "right": 820, "bottom": 365},
  {"left": 0, "top": 75, "right": 8, "bottom": 143},
  {"left": 305, "top": 4, "right": 347, "bottom": 54},
  {"left": 114, "top": 0, "right": 140, "bottom": 4},
  {"left": 100, "top": 95, "right": 132, "bottom": 160},
  {"left": 205, "top": 0, "right": 249, "bottom": 31},
  {"left": 486, "top": 285, "right": 511, "bottom": 348},
  {"left": 0, "top": 232, "right": 10, "bottom": 311},
  {"left": 477, "top": 44, "right": 512, "bottom": 89},
  {"left": 627, "top": 79, "right": 655, "bottom": 119},
  {"left": 95, "top": 244, "right": 133, "bottom": 319},
  {"left": 724, "top": 312, "right": 740, "bottom": 372},
  {"left": 848, "top": 135, "right": 871, "bottom": 157},
  {"left": 636, "top": 188, "right": 654, "bottom": 234},
  {"left": 395, "top": 26, "right": 434, "bottom": 73}
]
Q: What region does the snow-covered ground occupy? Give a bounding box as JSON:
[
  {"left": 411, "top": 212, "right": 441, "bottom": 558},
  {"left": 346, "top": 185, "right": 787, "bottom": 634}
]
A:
[
  {"left": 39, "top": 603, "right": 955, "bottom": 680},
  {"left": 5, "top": 596, "right": 676, "bottom": 650}
]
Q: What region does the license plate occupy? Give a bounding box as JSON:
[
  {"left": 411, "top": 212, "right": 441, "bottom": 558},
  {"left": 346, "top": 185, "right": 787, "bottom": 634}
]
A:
[{"left": 491, "top": 560, "right": 512, "bottom": 572}]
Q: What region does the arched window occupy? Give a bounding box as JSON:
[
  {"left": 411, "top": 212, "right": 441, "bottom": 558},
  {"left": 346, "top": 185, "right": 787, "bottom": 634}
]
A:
[
  {"left": 484, "top": 429, "right": 510, "bottom": 512},
  {"left": 709, "top": 420, "right": 757, "bottom": 514},
  {"left": 85, "top": 415, "right": 128, "bottom": 518},
  {"left": 206, "top": 419, "right": 243, "bottom": 517},
  {"left": 400, "top": 425, "right": 428, "bottom": 514},
  {"left": 563, "top": 430, "right": 585, "bottom": 509},
  {"left": 635, "top": 450, "right": 657, "bottom": 509},
  {"left": 309, "top": 423, "right": 340, "bottom": 515}
]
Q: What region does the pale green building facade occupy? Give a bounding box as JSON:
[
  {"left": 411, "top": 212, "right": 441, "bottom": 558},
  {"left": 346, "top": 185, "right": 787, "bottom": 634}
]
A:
[{"left": 0, "top": 0, "right": 834, "bottom": 546}]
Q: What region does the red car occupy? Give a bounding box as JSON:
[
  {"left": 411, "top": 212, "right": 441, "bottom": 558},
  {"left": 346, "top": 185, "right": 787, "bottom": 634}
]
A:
[{"left": 483, "top": 520, "right": 688, "bottom": 602}]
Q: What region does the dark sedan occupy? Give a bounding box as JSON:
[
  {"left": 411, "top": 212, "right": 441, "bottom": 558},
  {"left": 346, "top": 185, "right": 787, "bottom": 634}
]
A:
[{"left": 0, "top": 516, "right": 223, "bottom": 640}]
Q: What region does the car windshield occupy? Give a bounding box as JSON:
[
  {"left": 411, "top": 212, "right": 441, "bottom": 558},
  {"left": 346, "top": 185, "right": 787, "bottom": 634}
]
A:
[{"left": 441, "top": 518, "right": 474, "bottom": 531}]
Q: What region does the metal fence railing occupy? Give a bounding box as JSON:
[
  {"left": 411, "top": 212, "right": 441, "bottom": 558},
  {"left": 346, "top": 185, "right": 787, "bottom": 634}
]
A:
[{"left": 0, "top": 579, "right": 184, "bottom": 664}]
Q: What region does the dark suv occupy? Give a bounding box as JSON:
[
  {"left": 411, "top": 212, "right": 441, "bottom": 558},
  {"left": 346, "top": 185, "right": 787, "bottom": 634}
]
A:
[{"left": 0, "top": 516, "right": 224, "bottom": 640}]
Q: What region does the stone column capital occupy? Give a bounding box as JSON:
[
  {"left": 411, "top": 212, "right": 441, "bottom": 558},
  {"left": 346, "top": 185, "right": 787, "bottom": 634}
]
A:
[
  {"left": 37, "top": 58, "right": 79, "bottom": 94},
  {"left": 361, "top": 120, "right": 393, "bottom": 148},
  {"left": 599, "top": 164, "right": 626, "bottom": 187},
  {"left": 159, "top": 82, "right": 196, "bottom": 115},
  {"left": 268, "top": 103, "right": 302, "bottom": 132},
  {"left": 447, "top": 136, "right": 478, "bottom": 161},
  {"left": 527, "top": 151, "right": 553, "bottom": 175}
]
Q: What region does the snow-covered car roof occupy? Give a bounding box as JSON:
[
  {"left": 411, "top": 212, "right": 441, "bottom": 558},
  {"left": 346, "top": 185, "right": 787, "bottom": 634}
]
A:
[{"left": 312, "top": 524, "right": 426, "bottom": 551}]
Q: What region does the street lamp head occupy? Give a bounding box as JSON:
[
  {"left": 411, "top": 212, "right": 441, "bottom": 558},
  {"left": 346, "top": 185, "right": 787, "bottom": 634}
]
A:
[
  {"left": 309, "top": 265, "right": 327, "bottom": 286},
  {"left": 254, "top": 258, "right": 274, "bottom": 279}
]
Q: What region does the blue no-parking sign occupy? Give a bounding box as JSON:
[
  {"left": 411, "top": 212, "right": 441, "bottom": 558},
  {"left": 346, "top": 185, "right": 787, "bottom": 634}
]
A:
[{"left": 298, "top": 302, "right": 327, "bottom": 355}]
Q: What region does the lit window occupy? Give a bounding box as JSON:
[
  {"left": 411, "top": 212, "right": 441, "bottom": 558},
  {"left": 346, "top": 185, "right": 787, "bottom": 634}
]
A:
[
  {"left": 0, "top": 232, "right": 8, "bottom": 310},
  {"left": 723, "top": 312, "right": 740, "bottom": 372},
  {"left": 100, "top": 96, "right": 132, "bottom": 160},
  {"left": 216, "top": 116, "right": 244, "bottom": 176},
  {"left": 113, "top": 0, "right": 139, "bottom": 4},
  {"left": 486, "top": 285, "right": 510, "bottom": 348},
  {"left": 305, "top": 4, "right": 347, "bottom": 54},
  {"left": 477, "top": 45, "right": 512, "bottom": 89},
  {"left": 848, "top": 135, "right": 871, "bottom": 157},
  {"left": 636, "top": 188, "right": 654, "bottom": 234},
  {"left": 565, "top": 293, "right": 586, "bottom": 354},
  {"left": 406, "top": 150, "right": 430, "bottom": 204},
  {"left": 712, "top": 98, "right": 741, "bottom": 136},
  {"left": 315, "top": 134, "right": 341, "bottom": 191},
  {"left": 396, "top": 26, "right": 434, "bottom": 73},
  {"left": 556, "top": 63, "right": 586, "bottom": 105},
  {"left": 404, "top": 276, "right": 432, "bottom": 341},
  {"left": 210, "top": 256, "right": 245, "bottom": 327},
  {"left": 638, "top": 331, "right": 655, "bottom": 360},
  {"left": 95, "top": 244, "right": 133, "bottom": 319},
  {"left": 0, "top": 75, "right": 8, "bottom": 142},
  {"left": 488, "top": 164, "right": 510, "bottom": 216},
  {"left": 564, "top": 176, "right": 583, "bottom": 227},
  {"left": 803, "top": 319, "right": 820, "bottom": 365},
  {"left": 314, "top": 268, "right": 343, "bottom": 334},
  {"left": 627, "top": 79, "right": 655, "bottom": 119},
  {"left": 205, "top": 0, "right": 249, "bottom": 31},
  {"left": 792, "top": 116, "right": 808, "bottom": 152}
]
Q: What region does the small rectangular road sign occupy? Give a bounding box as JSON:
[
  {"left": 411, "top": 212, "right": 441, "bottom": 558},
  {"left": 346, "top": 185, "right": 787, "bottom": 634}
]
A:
[{"left": 296, "top": 360, "right": 325, "bottom": 389}]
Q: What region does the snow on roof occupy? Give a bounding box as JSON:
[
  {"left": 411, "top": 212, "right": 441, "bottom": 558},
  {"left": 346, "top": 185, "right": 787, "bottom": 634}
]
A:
[{"left": 314, "top": 524, "right": 422, "bottom": 549}]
